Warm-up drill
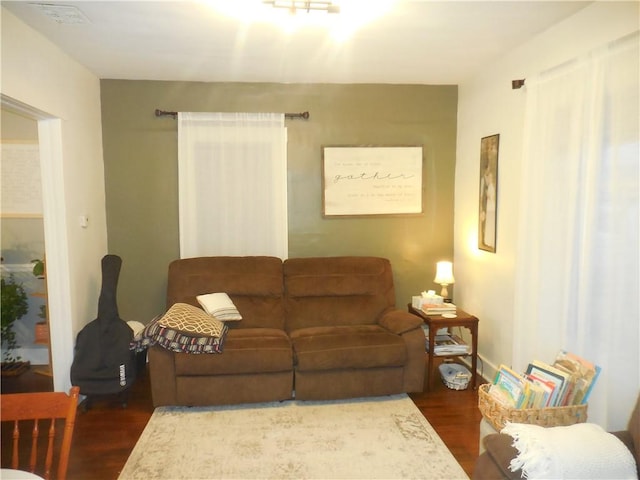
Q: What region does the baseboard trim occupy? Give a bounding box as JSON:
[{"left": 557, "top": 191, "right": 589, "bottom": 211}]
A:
[{"left": 458, "top": 354, "right": 497, "bottom": 385}]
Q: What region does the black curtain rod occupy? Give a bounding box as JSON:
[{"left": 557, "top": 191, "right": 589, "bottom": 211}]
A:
[{"left": 155, "top": 109, "right": 310, "bottom": 120}]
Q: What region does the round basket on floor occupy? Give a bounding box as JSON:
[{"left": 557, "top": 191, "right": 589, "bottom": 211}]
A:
[
  {"left": 478, "top": 383, "right": 588, "bottom": 431},
  {"left": 439, "top": 363, "right": 471, "bottom": 390}
]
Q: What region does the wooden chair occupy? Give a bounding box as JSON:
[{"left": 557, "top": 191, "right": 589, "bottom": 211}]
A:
[{"left": 1, "top": 386, "right": 80, "bottom": 480}]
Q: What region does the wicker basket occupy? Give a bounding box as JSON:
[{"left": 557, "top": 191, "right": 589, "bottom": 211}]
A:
[
  {"left": 478, "top": 383, "right": 588, "bottom": 431},
  {"left": 439, "top": 363, "right": 471, "bottom": 390}
]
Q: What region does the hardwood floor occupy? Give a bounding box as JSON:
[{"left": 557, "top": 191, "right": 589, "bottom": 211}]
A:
[
  {"left": 2, "top": 362, "right": 484, "bottom": 479},
  {"left": 410, "top": 380, "right": 484, "bottom": 476}
]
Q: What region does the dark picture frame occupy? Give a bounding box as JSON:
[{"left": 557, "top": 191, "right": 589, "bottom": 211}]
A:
[{"left": 478, "top": 134, "right": 499, "bottom": 252}]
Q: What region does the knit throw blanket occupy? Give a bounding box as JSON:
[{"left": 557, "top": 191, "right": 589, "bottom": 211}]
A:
[{"left": 502, "top": 422, "right": 637, "bottom": 479}]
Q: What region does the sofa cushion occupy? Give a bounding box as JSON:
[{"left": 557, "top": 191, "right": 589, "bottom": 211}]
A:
[
  {"left": 167, "top": 256, "right": 285, "bottom": 329},
  {"left": 174, "top": 328, "right": 292, "bottom": 375},
  {"left": 284, "top": 257, "right": 396, "bottom": 331},
  {"left": 290, "top": 325, "right": 407, "bottom": 371},
  {"left": 379, "top": 309, "right": 423, "bottom": 335},
  {"left": 159, "top": 303, "right": 227, "bottom": 336},
  {"left": 286, "top": 273, "right": 385, "bottom": 297}
]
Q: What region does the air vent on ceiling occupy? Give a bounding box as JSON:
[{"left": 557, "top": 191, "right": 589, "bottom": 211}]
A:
[{"left": 29, "top": 3, "right": 91, "bottom": 24}]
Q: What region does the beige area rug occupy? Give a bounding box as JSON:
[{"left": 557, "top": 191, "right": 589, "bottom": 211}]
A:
[{"left": 118, "top": 394, "right": 468, "bottom": 480}]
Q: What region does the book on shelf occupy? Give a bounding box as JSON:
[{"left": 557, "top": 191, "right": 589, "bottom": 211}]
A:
[
  {"left": 524, "top": 373, "right": 556, "bottom": 407},
  {"left": 432, "top": 334, "right": 470, "bottom": 355},
  {"left": 421, "top": 303, "right": 457, "bottom": 315},
  {"left": 421, "top": 325, "right": 450, "bottom": 341},
  {"left": 490, "top": 364, "right": 527, "bottom": 408},
  {"left": 552, "top": 350, "right": 601, "bottom": 405},
  {"left": 486, "top": 350, "right": 601, "bottom": 409},
  {"left": 520, "top": 377, "right": 549, "bottom": 409},
  {"left": 525, "top": 360, "right": 572, "bottom": 407}
]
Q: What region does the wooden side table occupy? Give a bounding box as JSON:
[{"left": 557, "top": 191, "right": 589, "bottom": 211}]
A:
[{"left": 408, "top": 304, "right": 479, "bottom": 392}]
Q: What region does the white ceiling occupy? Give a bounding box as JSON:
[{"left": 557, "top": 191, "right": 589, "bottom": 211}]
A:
[{"left": 2, "top": 0, "right": 592, "bottom": 84}]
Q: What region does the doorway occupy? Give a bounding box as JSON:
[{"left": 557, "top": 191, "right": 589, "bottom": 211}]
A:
[
  {"left": 0, "top": 108, "right": 48, "bottom": 368},
  {"left": 1, "top": 94, "right": 74, "bottom": 393}
]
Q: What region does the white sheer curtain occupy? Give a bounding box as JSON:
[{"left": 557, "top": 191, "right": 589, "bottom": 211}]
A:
[
  {"left": 178, "top": 112, "right": 288, "bottom": 259},
  {"left": 513, "top": 32, "right": 639, "bottom": 430}
]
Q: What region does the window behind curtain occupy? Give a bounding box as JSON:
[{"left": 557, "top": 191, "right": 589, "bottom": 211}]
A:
[
  {"left": 178, "top": 112, "right": 288, "bottom": 259},
  {"left": 513, "top": 32, "right": 639, "bottom": 430}
]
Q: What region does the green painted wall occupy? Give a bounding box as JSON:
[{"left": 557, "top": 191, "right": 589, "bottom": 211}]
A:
[{"left": 100, "top": 81, "right": 457, "bottom": 323}]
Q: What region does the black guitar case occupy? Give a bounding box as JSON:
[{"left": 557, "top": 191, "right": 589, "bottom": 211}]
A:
[{"left": 70, "top": 254, "right": 136, "bottom": 405}]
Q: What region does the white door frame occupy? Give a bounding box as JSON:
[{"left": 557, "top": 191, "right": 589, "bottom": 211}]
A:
[{"left": 2, "top": 94, "right": 74, "bottom": 392}]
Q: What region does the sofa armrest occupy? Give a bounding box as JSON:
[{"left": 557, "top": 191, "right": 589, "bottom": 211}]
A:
[
  {"left": 611, "top": 431, "right": 640, "bottom": 478},
  {"left": 476, "top": 428, "right": 640, "bottom": 480},
  {"left": 148, "top": 345, "right": 178, "bottom": 407},
  {"left": 473, "top": 433, "right": 523, "bottom": 480},
  {"left": 378, "top": 309, "right": 423, "bottom": 335},
  {"left": 378, "top": 309, "right": 425, "bottom": 393}
]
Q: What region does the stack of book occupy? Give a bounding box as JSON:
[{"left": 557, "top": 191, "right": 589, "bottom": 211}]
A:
[
  {"left": 421, "top": 302, "right": 457, "bottom": 315},
  {"left": 432, "top": 334, "right": 470, "bottom": 355},
  {"left": 489, "top": 350, "right": 601, "bottom": 409},
  {"left": 421, "top": 326, "right": 470, "bottom": 355}
]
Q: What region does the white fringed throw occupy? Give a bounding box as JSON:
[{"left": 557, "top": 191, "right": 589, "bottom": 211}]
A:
[{"left": 502, "top": 422, "right": 637, "bottom": 479}]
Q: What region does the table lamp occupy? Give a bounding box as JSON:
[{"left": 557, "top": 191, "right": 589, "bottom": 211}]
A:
[{"left": 434, "top": 261, "right": 455, "bottom": 299}]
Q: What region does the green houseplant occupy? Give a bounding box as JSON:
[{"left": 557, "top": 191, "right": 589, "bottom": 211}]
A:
[
  {"left": 31, "top": 258, "right": 45, "bottom": 278},
  {"left": 1, "top": 275, "right": 28, "bottom": 363}
]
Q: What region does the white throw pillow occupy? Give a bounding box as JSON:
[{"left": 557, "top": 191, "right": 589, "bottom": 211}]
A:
[{"left": 196, "top": 292, "right": 242, "bottom": 321}]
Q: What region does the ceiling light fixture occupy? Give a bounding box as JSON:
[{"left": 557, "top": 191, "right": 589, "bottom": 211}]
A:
[
  {"left": 263, "top": 1, "right": 340, "bottom": 14},
  {"left": 29, "top": 3, "right": 91, "bottom": 24},
  {"left": 204, "top": 0, "right": 395, "bottom": 42}
]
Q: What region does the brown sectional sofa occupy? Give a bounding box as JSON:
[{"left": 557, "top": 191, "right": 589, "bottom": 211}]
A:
[{"left": 149, "top": 256, "right": 425, "bottom": 407}]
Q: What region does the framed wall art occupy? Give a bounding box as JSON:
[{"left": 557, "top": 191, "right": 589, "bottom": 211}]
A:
[
  {"left": 478, "top": 134, "right": 499, "bottom": 252},
  {"left": 322, "top": 145, "right": 423, "bottom": 217}
]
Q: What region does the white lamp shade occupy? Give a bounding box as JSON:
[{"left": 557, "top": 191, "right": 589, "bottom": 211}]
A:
[{"left": 434, "top": 261, "right": 455, "bottom": 285}]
